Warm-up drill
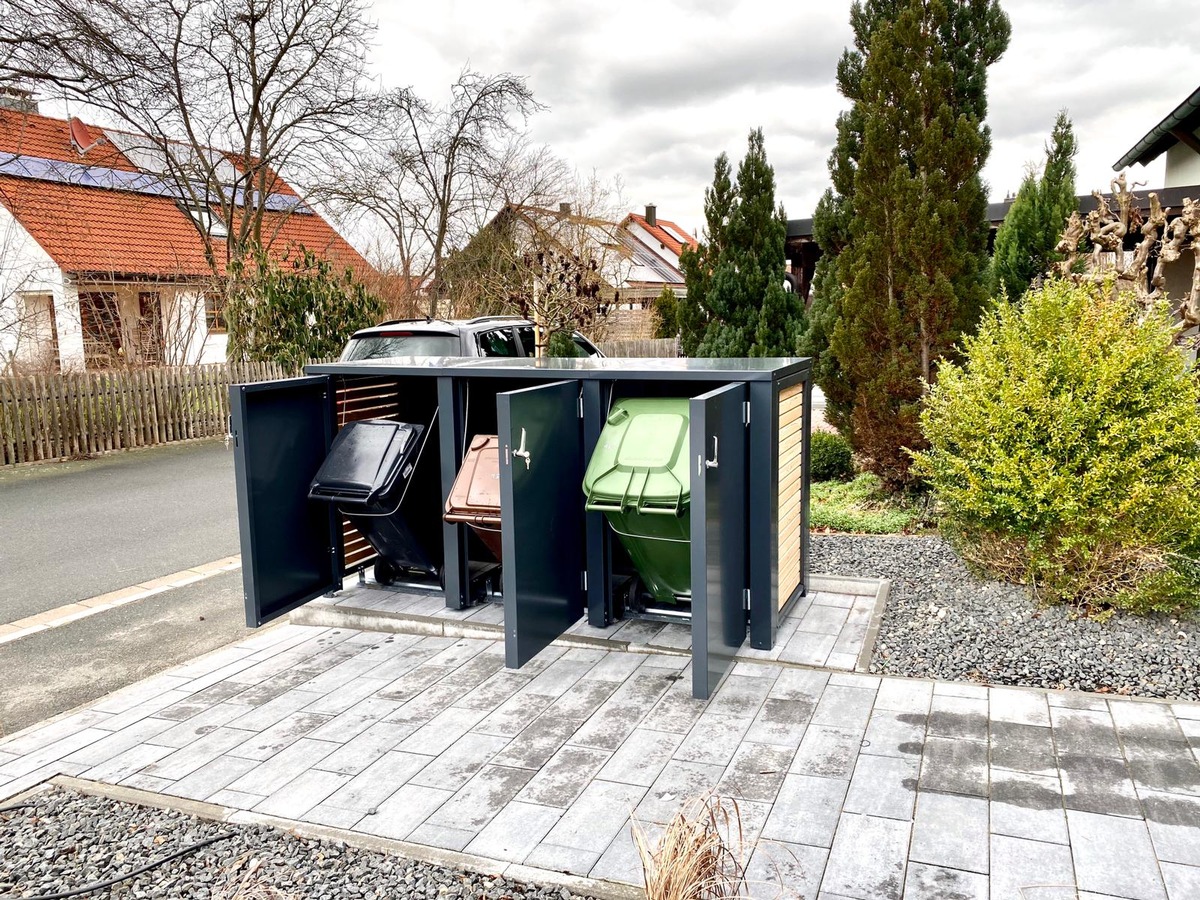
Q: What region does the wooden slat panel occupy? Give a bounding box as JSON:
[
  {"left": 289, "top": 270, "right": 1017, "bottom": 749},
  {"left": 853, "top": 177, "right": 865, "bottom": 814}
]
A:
[{"left": 777, "top": 382, "right": 805, "bottom": 609}]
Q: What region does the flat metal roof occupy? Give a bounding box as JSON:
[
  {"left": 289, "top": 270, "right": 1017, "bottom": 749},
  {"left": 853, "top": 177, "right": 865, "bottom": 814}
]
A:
[{"left": 306, "top": 355, "right": 811, "bottom": 382}]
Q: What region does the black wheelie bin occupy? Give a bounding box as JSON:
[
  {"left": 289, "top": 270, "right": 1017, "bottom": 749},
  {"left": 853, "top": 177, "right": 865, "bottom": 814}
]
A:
[{"left": 308, "top": 418, "right": 440, "bottom": 585}]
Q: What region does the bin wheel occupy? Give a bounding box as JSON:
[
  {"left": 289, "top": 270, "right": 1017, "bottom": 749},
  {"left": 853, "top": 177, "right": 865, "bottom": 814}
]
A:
[{"left": 373, "top": 560, "right": 397, "bottom": 586}]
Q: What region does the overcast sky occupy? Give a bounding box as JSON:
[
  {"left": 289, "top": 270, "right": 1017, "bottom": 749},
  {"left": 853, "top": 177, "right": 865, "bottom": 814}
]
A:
[{"left": 369, "top": 0, "right": 1200, "bottom": 238}]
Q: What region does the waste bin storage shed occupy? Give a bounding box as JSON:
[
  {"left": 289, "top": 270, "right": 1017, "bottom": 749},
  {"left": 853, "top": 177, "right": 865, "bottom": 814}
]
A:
[{"left": 229, "top": 356, "right": 812, "bottom": 698}]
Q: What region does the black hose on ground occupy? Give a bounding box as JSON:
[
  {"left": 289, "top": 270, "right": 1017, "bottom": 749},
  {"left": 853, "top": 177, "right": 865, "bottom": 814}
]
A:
[{"left": 1, "top": 831, "right": 237, "bottom": 900}]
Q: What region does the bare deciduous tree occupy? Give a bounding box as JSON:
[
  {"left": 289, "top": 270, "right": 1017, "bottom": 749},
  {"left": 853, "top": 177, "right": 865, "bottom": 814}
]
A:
[
  {"left": 440, "top": 173, "right": 633, "bottom": 353},
  {"left": 0, "top": 0, "right": 375, "bottom": 272},
  {"left": 322, "top": 68, "right": 566, "bottom": 317}
]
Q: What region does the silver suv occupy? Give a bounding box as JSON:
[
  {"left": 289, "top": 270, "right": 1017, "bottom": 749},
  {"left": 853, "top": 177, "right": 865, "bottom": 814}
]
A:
[{"left": 340, "top": 316, "right": 604, "bottom": 361}]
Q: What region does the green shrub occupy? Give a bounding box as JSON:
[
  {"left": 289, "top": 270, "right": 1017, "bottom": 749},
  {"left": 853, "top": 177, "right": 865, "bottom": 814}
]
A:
[
  {"left": 810, "top": 430, "right": 854, "bottom": 481},
  {"left": 913, "top": 279, "right": 1200, "bottom": 612},
  {"left": 811, "top": 473, "right": 922, "bottom": 533}
]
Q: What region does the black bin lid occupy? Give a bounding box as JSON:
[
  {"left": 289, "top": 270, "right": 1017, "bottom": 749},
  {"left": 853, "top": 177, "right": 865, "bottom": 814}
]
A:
[{"left": 309, "top": 419, "right": 425, "bottom": 507}]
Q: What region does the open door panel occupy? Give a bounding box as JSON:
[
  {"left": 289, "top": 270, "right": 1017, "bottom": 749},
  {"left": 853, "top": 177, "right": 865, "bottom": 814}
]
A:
[
  {"left": 498, "top": 379, "right": 585, "bottom": 667},
  {"left": 230, "top": 376, "right": 340, "bottom": 627},
  {"left": 690, "top": 382, "right": 748, "bottom": 698}
]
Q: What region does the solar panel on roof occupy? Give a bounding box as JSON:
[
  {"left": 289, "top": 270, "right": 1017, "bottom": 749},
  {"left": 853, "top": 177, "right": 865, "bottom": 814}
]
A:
[{"left": 0, "top": 151, "right": 312, "bottom": 215}]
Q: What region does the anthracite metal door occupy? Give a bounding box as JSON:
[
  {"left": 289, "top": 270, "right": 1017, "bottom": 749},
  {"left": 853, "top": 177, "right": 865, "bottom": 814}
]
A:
[
  {"left": 690, "top": 383, "right": 748, "bottom": 699},
  {"left": 230, "top": 376, "right": 340, "bottom": 627},
  {"left": 498, "top": 379, "right": 585, "bottom": 667}
]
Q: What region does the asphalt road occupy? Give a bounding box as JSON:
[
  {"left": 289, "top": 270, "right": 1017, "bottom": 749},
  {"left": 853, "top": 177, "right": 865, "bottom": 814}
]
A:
[{"left": 0, "top": 440, "right": 239, "bottom": 622}]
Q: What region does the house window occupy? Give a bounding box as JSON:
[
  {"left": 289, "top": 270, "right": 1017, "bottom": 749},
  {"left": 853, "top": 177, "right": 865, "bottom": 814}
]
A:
[
  {"left": 205, "top": 292, "right": 227, "bottom": 333},
  {"left": 137, "top": 292, "right": 164, "bottom": 365},
  {"left": 180, "top": 201, "right": 228, "bottom": 239},
  {"left": 78, "top": 291, "right": 122, "bottom": 369}
]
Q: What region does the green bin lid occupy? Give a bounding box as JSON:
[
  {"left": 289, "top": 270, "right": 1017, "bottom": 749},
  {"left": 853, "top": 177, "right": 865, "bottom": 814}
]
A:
[{"left": 583, "top": 398, "right": 690, "bottom": 513}]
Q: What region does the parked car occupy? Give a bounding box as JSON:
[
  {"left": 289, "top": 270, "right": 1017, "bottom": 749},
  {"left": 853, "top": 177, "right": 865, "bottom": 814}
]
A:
[{"left": 339, "top": 316, "right": 604, "bottom": 361}]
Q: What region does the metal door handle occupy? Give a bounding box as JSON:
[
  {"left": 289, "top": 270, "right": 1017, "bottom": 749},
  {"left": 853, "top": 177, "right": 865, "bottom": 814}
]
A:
[
  {"left": 512, "top": 427, "right": 531, "bottom": 470},
  {"left": 705, "top": 436, "right": 719, "bottom": 469}
]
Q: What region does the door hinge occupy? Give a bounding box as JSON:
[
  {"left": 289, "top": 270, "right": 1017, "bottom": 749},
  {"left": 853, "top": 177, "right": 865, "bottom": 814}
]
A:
[
  {"left": 743, "top": 588, "right": 751, "bottom": 610},
  {"left": 578, "top": 393, "right": 584, "bottom": 419},
  {"left": 743, "top": 400, "right": 751, "bottom": 426},
  {"left": 582, "top": 571, "right": 588, "bottom": 591}
]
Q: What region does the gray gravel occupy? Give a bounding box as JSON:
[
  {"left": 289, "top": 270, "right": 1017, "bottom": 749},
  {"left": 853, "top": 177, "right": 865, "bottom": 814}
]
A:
[
  {"left": 812, "top": 534, "right": 1200, "bottom": 700},
  {"left": 0, "top": 789, "right": 599, "bottom": 900}
]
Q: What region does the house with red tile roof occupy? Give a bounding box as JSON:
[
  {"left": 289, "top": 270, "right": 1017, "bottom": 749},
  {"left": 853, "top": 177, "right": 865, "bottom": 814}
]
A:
[{"left": 0, "top": 95, "right": 372, "bottom": 372}]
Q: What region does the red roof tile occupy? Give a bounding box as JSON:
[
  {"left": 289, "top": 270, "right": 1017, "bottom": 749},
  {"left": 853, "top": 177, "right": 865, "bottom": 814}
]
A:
[
  {"left": 0, "top": 109, "right": 137, "bottom": 171},
  {"left": 625, "top": 213, "right": 698, "bottom": 258}
]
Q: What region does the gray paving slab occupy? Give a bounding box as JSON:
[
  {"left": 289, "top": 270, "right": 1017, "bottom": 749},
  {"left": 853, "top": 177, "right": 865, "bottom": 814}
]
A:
[
  {"left": 673, "top": 712, "right": 752, "bottom": 767},
  {"left": 636, "top": 759, "right": 726, "bottom": 825},
  {"left": 920, "top": 735, "right": 989, "bottom": 797},
  {"left": 903, "top": 862, "right": 988, "bottom": 900},
  {"left": 861, "top": 709, "right": 925, "bottom": 759},
  {"left": 761, "top": 773, "right": 848, "bottom": 848},
  {"left": 517, "top": 745, "right": 613, "bottom": 808},
  {"left": 464, "top": 800, "right": 563, "bottom": 863},
  {"left": 540, "top": 779, "right": 645, "bottom": 855},
  {"left": 821, "top": 813, "right": 910, "bottom": 900},
  {"left": 1140, "top": 790, "right": 1200, "bottom": 867},
  {"left": 355, "top": 782, "right": 454, "bottom": 841},
  {"left": 1068, "top": 809, "right": 1168, "bottom": 900},
  {"left": 990, "top": 834, "right": 1077, "bottom": 900},
  {"left": 744, "top": 840, "right": 827, "bottom": 900},
  {"left": 596, "top": 728, "right": 683, "bottom": 787},
  {"left": 717, "top": 741, "right": 795, "bottom": 803},
  {"left": 810, "top": 684, "right": 877, "bottom": 733},
  {"left": 425, "top": 764, "right": 535, "bottom": 833},
  {"left": 254, "top": 768, "right": 353, "bottom": 820},
  {"left": 990, "top": 768, "right": 1070, "bottom": 844},
  {"left": 792, "top": 725, "right": 863, "bottom": 779},
  {"left": 843, "top": 753, "right": 918, "bottom": 821},
  {"left": 910, "top": 792, "right": 990, "bottom": 874},
  {"left": 1161, "top": 862, "right": 1200, "bottom": 900},
  {"left": 321, "top": 750, "right": 431, "bottom": 814},
  {"left": 309, "top": 722, "right": 416, "bottom": 775},
  {"left": 990, "top": 720, "right": 1058, "bottom": 776},
  {"left": 162, "top": 754, "right": 260, "bottom": 802},
  {"left": 928, "top": 694, "right": 989, "bottom": 742}
]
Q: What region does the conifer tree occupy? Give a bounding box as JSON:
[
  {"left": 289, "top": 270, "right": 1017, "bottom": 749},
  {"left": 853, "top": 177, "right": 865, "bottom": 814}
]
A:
[
  {"left": 991, "top": 112, "right": 1078, "bottom": 300},
  {"left": 678, "top": 129, "right": 802, "bottom": 357},
  {"left": 806, "top": 0, "right": 1010, "bottom": 488}
]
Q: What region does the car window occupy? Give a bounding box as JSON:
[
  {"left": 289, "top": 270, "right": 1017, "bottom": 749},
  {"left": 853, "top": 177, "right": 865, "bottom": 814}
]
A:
[
  {"left": 571, "top": 334, "right": 602, "bottom": 357},
  {"left": 515, "top": 326, "right": 537, "bottom": 357},
  {"left": 341, "top": 333, "right": 460, "bottom": 360},
  {"left": 478, "top": 328, "right": 520, "bottom": 357}
]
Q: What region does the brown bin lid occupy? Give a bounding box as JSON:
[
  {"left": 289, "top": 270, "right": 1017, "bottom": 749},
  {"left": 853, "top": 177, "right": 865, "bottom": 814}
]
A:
[{"left": 446, "top": 434, "right": 502, "bottom": 516}]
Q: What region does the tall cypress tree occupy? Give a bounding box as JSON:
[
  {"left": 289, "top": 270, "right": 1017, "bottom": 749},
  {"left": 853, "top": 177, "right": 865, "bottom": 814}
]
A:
[
  {"left": 679, "top": 129, "right": 803, "bottom": 357},
  {"left": 806, "top": 0, "right": 1010, "bottom": 488},
  {"left": 991, "top": 111, "right": 1078, "bottom": 300}
]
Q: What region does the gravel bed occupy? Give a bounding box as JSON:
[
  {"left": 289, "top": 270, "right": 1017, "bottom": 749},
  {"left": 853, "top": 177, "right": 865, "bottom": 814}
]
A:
[
  {"left": 0, "top": 789, "right": 599, "bottom": 900},
  {"left": 812, "top": 534, "right": 1200, "bottom": 700}
]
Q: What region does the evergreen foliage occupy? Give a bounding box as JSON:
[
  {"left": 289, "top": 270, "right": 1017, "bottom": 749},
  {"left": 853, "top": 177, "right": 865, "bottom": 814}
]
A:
[
  {"left": 914, "top": 280, "right": 1200, "bottom": 612},
  {"left": 805, "top": 0, "right": 1010, "bottom": 489},
  {"left": 226, "top": 245, "right": 383, "bottom": 369},
  {"left": 651, "top": 285, "right": 679, "bottom": 339},
  {"left": 990, "top": 112, "right": 1079, "bottom": 300},
  {"left": 678, "top": 130, "right": 804, "bottom": 357}
]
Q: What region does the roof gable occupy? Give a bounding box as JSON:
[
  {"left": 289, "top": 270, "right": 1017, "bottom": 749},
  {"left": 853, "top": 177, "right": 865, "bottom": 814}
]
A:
[{"left": 1114, "top": 84, "right": 1200, "bottom": 170}]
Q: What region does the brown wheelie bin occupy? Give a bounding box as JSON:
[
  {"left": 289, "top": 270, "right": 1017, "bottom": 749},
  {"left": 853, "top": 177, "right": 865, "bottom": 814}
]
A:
[{"left": 444, "top": 434, "right": 503, "bottom": 560}]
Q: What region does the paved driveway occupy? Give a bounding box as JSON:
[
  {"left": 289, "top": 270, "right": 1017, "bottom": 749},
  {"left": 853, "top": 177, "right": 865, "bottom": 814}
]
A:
[{"left": 2, "top": 616, "right": 1197, "bottom": 900}]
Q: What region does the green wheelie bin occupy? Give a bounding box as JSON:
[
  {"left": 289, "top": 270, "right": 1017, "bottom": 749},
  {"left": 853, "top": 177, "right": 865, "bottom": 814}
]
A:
[{"left": 583, "top": 398, "right": 691, "bottom": 605}]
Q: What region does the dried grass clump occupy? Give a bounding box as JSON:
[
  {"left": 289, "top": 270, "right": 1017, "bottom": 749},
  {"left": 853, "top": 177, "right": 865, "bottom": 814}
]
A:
[
  {"left": 633, "top": 794, "right": 751, "bottom": 900},
  {"left": 212, "top": 856, "right": 298, "bottom": 900}
]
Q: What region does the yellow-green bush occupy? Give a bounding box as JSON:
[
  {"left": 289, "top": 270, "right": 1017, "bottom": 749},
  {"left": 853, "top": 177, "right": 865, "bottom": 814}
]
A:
[{"left": 913, "top": 279, "right": 1200, "bottom": 612}]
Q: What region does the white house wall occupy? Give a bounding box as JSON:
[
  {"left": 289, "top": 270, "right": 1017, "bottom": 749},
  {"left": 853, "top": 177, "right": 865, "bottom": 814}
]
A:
[
  {"left": 1164, "top": 142, "right": 1200, "bottom": 188},
  {"left": 0, "top": 200, "right": 76, "bottom": 372}
]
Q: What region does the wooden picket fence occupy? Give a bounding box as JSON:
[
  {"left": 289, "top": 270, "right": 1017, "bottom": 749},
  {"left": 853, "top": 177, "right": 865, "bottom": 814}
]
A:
[
  {"left": 0, "top": 360, "right": 324, "bottom": 466},
  {"left": 597, "top": 337, "right": 681, "bottom": 358}
]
